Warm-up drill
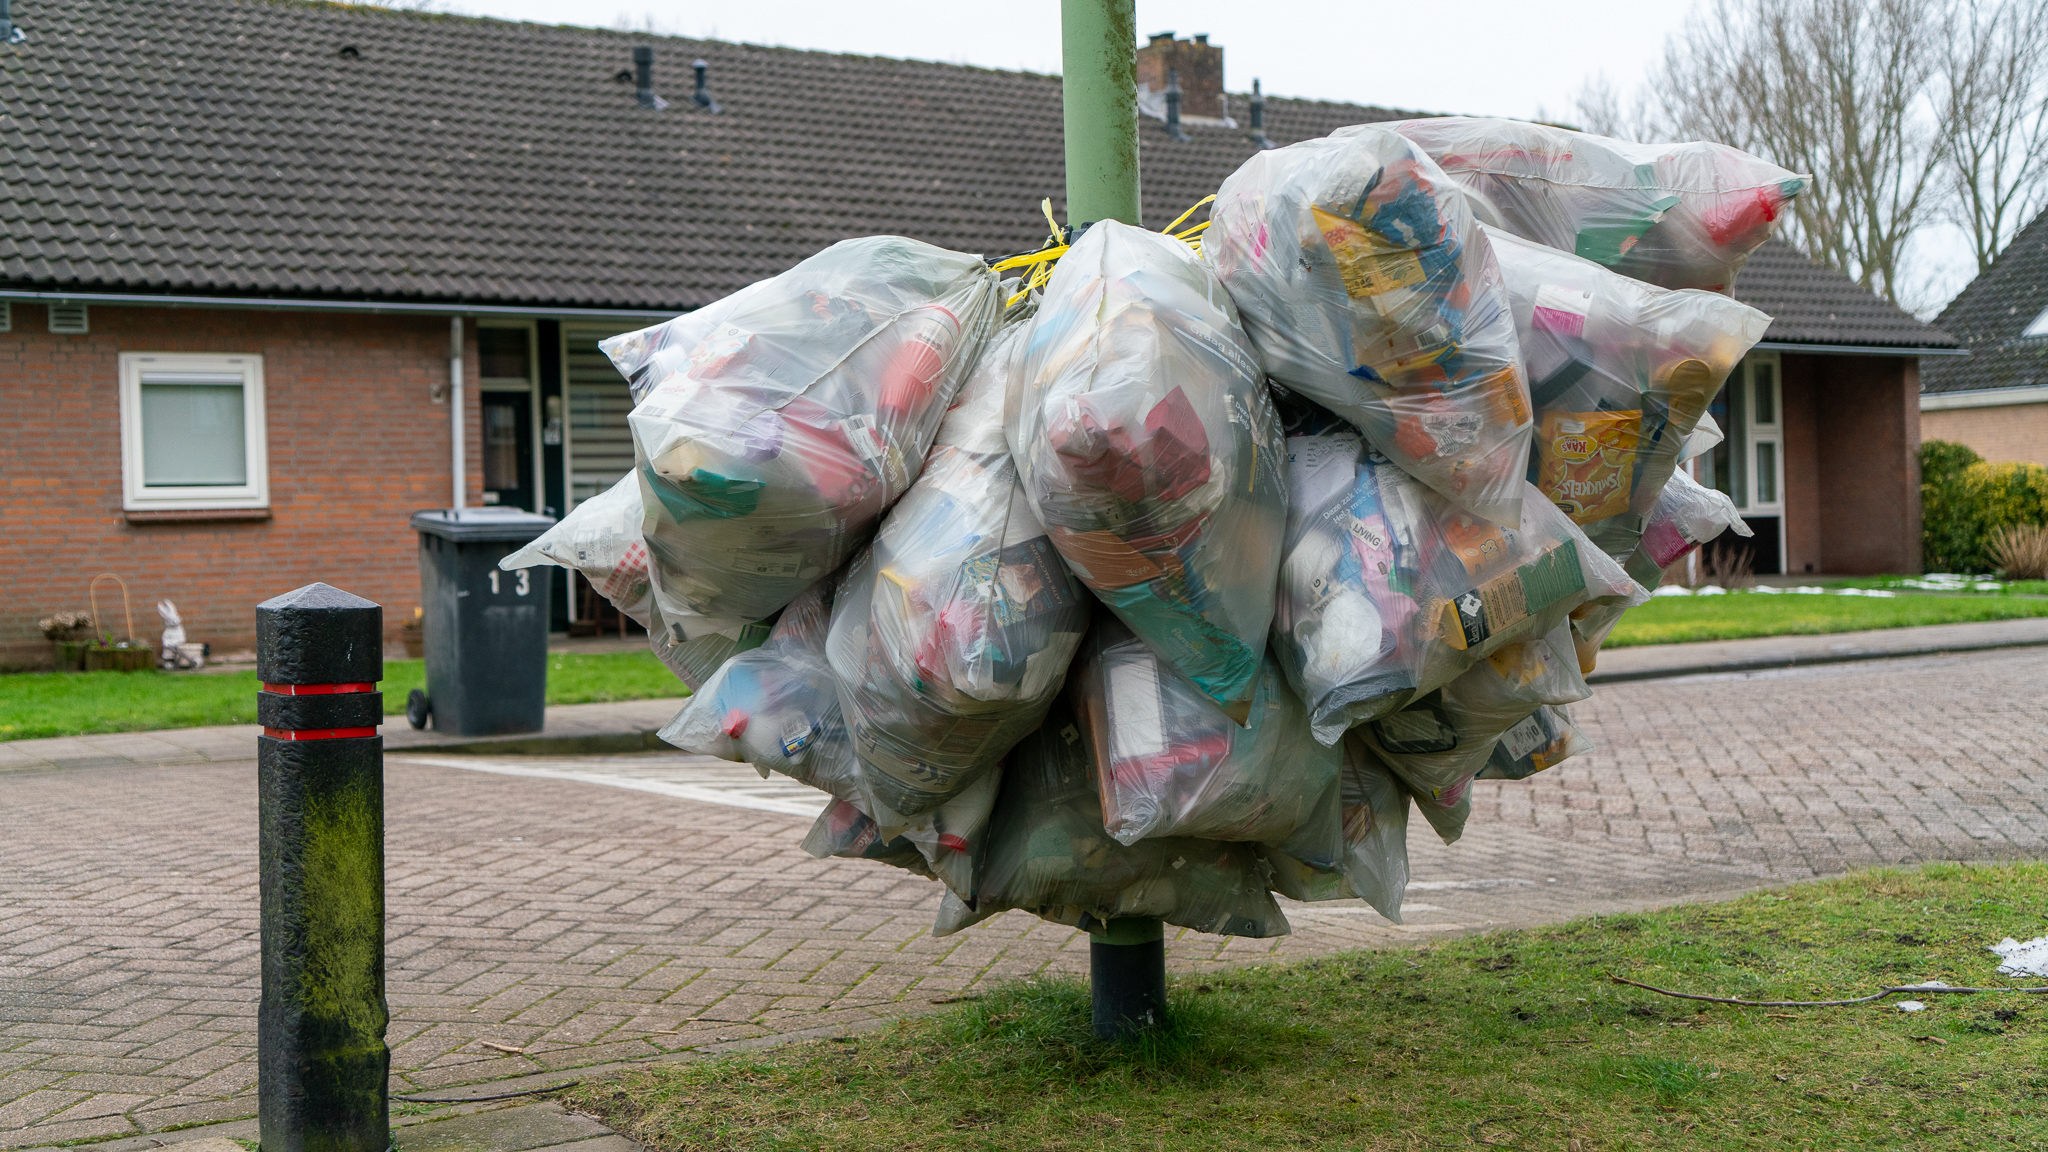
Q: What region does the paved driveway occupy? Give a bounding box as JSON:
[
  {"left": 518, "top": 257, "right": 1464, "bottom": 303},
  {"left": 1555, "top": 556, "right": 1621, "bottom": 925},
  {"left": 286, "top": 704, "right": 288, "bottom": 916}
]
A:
[{"left": 4, "top": 648, "right": 2046, "bottom": 1147}]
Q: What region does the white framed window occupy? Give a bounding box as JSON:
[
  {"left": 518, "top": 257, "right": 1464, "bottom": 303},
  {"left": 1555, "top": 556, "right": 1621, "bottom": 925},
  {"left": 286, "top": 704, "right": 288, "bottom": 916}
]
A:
[
  {"left": 119, "top": 353, "right": 268, "bottom": 511},
  {"left": 1745, "top": 352, "right": 1783, "bottom": 515}
]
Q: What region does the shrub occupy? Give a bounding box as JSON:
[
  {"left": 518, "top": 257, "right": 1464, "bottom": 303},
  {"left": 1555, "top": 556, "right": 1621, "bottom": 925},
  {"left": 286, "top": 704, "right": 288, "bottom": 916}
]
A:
[
  {"left": 1990, "top": 524, "right": 2048, "bottom": 580},
  {"left": 1920, "top": 441, "right": 2048, "bottom": 573}
]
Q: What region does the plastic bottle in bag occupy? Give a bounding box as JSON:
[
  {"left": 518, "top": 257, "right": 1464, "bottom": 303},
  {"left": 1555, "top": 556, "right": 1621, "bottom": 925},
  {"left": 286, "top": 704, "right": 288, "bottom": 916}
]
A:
[
  {"left": 1075, "top": 619, "right": 1345, "bottom": 863},
  {"left": 1625, "top": 467, "right": 1754, "bottom": 588},
  {"left": 1489, "top": 226, "right": 1770, "bottom": 568},
  {"left": 829, "top": 323, "right": 1090, "bottom": 819},
  {"left": 934, "top": 696, "right": 1290, "bottom": 939},
  {"left": 607, "top": 237, "right": 1002, "bottom": 630},
  {"left": 1206, "top": 126, "right": 1532, "bottom": 528},
  {"left": 1009, "top": 220, "right": 1286, "bottom": 723},
  {"left": 1384, "top": 117, "right": 1809, "bottom": 292},
  {"left": 1359, "top": 620, "right": 1589, "bottom": 844}
]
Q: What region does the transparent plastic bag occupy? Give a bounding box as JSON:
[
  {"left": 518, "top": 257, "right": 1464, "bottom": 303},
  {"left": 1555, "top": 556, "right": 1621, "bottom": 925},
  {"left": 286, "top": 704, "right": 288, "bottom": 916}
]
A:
[
  {"left": 937, "top": 696, "right": 1289, "bottom": 939},
  {"left": 1274, "top": 432, "right": 1645, "bottom": 745},
  {"left": 1263, "top": 737, "right": 1413, "bottom": 922},
  {"left": 1207, "top": 126, "right": 1532, "bottom": 527},
  {"left": 1009, "top": 220, "right": 1286, "bottom": 724},
  {"left": 1360, "top": 621, "right": 1589, "bottom": 843},
  {"left": 802, "top": 799, "right": 935, "bottom": 879},
  {"left": 1386, "top": 117, "right": 1809, "bottom": 292},
  {"left": 659, "top": 579, "right": 864, "bottom": 803},
  {"left": 1626, "top": 468, "right": 1753, "bottom": 587},
  {"left": 610, "top": 236, "right": 1002, "bottom": 627},
  {"left": 1475, "top": 703, "right": 1591, "bottom": 781},
  {"left": 500, "top": 474, "right": 653, "bottom": 626},
  {"left": 1489, "top": 226, "right": 1770, "bottom": 566},
  {"left": 801, "top": 769, "right": 1001, "bottom": 898},
  {"left": 1076, "top": 620, "right": 1344, "bottom": 862},
  {"left": 829, "top": 324, "right": 1090, "bottom": 819}
]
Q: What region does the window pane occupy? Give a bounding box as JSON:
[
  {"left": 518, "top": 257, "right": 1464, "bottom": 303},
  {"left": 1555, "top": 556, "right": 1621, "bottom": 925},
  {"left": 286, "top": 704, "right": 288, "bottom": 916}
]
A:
[
  {"left": 1756, "top": 441, "right": 1778, "bottom": 504},
  {"left": 141, "top": 380, "right": 246, "bottom": 486},
  {"left": 1752, "top": 361, "right": 1776, "bottom": 425},
  {"left": 478, "top": 327, "right": 531, "bottom": 380},
  {"left": 483, "top": 402, "right": 521, "bottom": 490}
]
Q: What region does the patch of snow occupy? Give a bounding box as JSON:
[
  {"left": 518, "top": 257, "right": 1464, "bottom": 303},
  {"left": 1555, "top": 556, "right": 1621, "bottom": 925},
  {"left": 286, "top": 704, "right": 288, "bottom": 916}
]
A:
[
  {"left": 1832, "top": 587, "right": 1897, "bottom": 597},
  {"left": 1990, "top": 935, "right": 2048, "bottom": 977},
  {"left": 1650, "top": 585, "right": 1694, "bottom": 597},
  {"left": 1896, "top": 1000, "right": 1927, "bottom": 1012},
  {"left": 1695, "top": 585, "right": 1727, "bottom": 596}
]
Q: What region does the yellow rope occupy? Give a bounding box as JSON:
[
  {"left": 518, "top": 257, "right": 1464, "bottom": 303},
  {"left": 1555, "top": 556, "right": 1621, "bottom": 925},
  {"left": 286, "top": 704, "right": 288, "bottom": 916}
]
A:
[{"left": 995, "top": 195, "right": 1215, "bottom": 307}]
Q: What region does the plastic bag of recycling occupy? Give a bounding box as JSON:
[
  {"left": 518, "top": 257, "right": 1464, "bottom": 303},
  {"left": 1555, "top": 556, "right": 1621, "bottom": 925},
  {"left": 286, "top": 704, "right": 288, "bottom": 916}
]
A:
[
  {"left": 934, "top": 697, "right": 1289, "bottom": 939},
  {"left": 1264, "top": 737, "right": 1413, "bottom": 922},
  {"left": 660, "top": 579, "right": 864, "bottom": 802},
  {"left": 1386, "top": 117, "right": 1809, "bottom": 292},
  {"left": 1361, "top": 621, "right": 1589, "bottom": 843},
  {"left": 1625, "top": 468, "right": 1753, "bottom": 587},
  {"left": 1009, "top": 220, "right": 1286, "bottom": 724},
  {"left": 610, "top": 236, "right": 1001, "bottom": 629},
  {"left": 1475, "top": 703, "right": 1591, "bottom": 781},
  {"left": 829, "top": 324, "right": 1090, "bottom": 819},
  {"left": 801, "top": 769, "right": 1002, "bottom": 897},
  {"left": 1208, "top": 126, "right": 1532, "bottom": 527},
  {"left": 1076, "top": 619, "right": 1344, "bottom": 861},
  {"left": 501, "top": 475, "right": 655, "bottom": 625},
  {"left": 1490, "top": 226, "right": 1770, "bottom": 564},
  {"left": 1274, "top": 430, "right": 1645, "bottom": 744}
]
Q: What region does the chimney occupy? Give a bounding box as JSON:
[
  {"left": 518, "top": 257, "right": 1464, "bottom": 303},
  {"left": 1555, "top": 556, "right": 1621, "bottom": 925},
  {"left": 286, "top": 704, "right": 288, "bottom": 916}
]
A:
[
  {"left": 633, "top": 46, "right": 669, "bottom": 110},
  {"left": 1164, "top": 68, "right": 1190, "bottom": 142},
  {"left": 1249, "top": 78, "right": 1273, "bottom": 149},
  {"left": 1135, "top": 31, "right": 1223, "bottom": 120},
  {"left": 692, "top": 58, "right": 722, "bottom": 113}
]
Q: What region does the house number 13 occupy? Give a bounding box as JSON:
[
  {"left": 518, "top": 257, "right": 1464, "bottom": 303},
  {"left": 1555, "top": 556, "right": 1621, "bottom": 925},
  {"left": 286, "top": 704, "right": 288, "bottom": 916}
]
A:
[{"left": 487, "top": 570, "right": 531, "bottom": 596}]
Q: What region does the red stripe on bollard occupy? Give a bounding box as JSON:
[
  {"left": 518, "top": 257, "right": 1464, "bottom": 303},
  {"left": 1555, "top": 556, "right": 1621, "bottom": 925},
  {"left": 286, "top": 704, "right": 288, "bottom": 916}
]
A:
[
  {"left": 262, "top": 726, "right": 379, "bottom": 740},
  {"left": 263, "top": 682, "right": 376, "bottom": 695}
]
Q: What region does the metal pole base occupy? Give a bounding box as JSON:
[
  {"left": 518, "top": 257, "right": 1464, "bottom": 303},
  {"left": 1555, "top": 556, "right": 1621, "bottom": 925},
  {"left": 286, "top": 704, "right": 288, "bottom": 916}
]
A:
[{"left": 1089, "top": 917, "right": 1165, "bottom": 1040}]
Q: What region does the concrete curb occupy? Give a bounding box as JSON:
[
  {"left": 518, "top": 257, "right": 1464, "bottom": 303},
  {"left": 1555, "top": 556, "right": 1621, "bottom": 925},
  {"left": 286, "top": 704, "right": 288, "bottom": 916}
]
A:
[
  {"left": 1587, "top": 632, "right": 2048, "bottom": 685},
  {"left": 394, "top": 730, "right": 671, "bottom": 756}
]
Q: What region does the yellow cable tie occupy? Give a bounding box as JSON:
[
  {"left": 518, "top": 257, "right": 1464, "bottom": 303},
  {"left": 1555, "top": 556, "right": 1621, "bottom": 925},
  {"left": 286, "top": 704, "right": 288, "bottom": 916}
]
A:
[
  {"left": 1040, "top": 197, "right": 1065, "bottom": 244},
  {"left": 1162, "top": 194, "right": 1217, "bottom": 237}
]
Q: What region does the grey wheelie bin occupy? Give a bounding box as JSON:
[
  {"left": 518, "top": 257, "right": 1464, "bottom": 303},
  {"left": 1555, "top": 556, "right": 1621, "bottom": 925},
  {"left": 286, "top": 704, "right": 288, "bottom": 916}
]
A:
[{"left": 407, "top": 508, "right": 557, "bottom": 736}]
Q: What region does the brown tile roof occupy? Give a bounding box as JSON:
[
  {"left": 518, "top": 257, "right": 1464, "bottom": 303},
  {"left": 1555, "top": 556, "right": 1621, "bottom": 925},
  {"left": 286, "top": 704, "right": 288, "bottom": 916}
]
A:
[{"left": 0, "top": 0, "right": 1951, "bottom": 351}]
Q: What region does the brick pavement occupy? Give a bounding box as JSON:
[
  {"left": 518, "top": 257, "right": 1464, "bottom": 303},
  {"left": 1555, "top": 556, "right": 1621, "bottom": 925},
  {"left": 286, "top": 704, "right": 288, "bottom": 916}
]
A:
[{"left": 5, "top": 647, "right": 2047, "bottom": 1147}]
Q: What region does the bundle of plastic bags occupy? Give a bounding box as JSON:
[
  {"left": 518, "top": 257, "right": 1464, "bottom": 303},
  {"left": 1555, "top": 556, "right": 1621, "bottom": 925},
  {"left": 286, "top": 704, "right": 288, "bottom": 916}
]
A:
[
  {"left": 607, "top": 236, "right": 1002, "bottom": 634},
  {"left": 1490, "top": 227, "right": 1771, "bottom": 564},
  {"left": 933, "top": 697, "right": 1290, "bottom": 939},
  {"left": 1009, "top": 220, "right": 1286, "bottom": 722},
  {"left": 1074, "top": 620, "right": 1343, "bottom": 861},
  {"left": 828, "top": 323, "right": 1090, "bottom": 820},
  {"left": 1625, "top": 468, "right": 1753, "bottom": 587},
  {"left": 1386, "top": 117, "right": 1809, "bottom": 292},
  {"left": 1359, "top": 621, "right": 1590, "bottom": 844},
  {"left": 1207, "top": 125, "right": 1532, "bottom": 527},
  {"left": 1274, "top": 428, "right": 1646, "bottom": 744}
]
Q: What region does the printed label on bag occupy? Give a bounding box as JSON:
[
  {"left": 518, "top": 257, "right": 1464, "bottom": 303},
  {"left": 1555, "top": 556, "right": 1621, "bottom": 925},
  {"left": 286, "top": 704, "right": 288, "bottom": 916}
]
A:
[
  {"left": 1531, "top": 284, "right": 1594, "bottom": 338},
  {"left": 1499, "top": 713, "right": 1550, "bottom": 761},
  {"left": 780, "top": 721, "right": 814, "bottom": 758},
  {"left": 1537, "top": 409, "right": 1640, "bottom": 523},
  {"left": 730, "top": 550, "right": 806, "bottom": 578},
  {"left": 1313, "top": 206, "right": 1427, "bottom": 299}
]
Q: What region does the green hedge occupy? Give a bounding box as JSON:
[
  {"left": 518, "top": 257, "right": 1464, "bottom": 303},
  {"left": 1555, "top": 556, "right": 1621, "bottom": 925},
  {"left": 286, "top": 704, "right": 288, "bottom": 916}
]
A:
[{"left": 1921, "top": 440, "right": 2048, "bottom": 573}]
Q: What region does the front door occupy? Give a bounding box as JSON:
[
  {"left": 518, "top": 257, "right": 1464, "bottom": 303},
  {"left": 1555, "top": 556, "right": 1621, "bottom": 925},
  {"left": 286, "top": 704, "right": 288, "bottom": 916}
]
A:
[
  {"left": 480, "top": 393, "right": 535, "bottom": 511},
  {"left": 1698, "top": 352, "right": 1784, "bottom": 575}
]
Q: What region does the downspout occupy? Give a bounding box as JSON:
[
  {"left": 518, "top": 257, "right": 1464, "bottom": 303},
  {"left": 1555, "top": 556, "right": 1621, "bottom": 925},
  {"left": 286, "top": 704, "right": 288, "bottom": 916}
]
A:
[{"left": 450, "top": 316, "right": 466, "bottom": 509}]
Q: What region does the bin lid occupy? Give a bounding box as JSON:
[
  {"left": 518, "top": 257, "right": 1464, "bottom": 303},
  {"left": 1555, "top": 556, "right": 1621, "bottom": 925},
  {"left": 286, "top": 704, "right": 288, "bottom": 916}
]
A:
[{"left": 410, "top": 507, "right": 557, "bottom": 543}]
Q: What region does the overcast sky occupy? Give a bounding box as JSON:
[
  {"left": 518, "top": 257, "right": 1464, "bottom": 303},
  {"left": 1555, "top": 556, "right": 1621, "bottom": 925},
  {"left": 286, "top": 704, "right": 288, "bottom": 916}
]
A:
[{"left": 441, "top": 0, "right": 1697, "bottom": 124}]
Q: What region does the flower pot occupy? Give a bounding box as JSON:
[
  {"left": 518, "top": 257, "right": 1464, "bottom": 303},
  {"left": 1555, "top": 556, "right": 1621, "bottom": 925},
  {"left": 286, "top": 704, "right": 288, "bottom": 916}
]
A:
[
  {"left": 84, "top": 646, "right": 155, "bottom": 672},
  {"left": 52, "top": 640, "right": 90, "bottom": 671},
  {"left": 401, "top": 626, "right": 425, "bottom": 659}
]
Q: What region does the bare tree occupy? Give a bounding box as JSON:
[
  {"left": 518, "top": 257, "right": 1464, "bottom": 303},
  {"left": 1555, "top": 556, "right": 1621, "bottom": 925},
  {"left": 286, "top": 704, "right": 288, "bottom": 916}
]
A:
[{"left": 1940, "top": 0, "right": 2048, "bottom": 276}]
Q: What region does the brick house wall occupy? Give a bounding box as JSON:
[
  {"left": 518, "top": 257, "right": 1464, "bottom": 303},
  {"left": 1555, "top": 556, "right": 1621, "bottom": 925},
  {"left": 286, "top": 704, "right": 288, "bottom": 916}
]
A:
[
  {"left": 1778, "top": 353, "right": 1922, "bottom": 576},
  {"left": 1780, "top": 355, "right": 1824, "bottom": 575},
  {"left": 0, "top": 303, "right": 482, "bottom": 669},
  {"left": 1920, "top": 401, "right": 2048, "bottom": 468}
]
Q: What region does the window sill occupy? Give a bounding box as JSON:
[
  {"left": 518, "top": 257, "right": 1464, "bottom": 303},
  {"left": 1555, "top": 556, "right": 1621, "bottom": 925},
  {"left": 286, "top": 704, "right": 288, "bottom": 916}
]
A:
[{"left": 124, "top": 508, "right": 273, "bottom": 524}]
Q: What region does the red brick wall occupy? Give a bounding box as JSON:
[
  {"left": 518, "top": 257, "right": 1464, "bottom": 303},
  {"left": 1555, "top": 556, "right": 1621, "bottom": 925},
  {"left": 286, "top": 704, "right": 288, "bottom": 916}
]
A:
[
  {"left": 1804, "top": 353, "right": 1923, "bottom": 576},
  {"left": 1779, "top": 355, "right": 1824, "bottom": 575},
  {"left": 1, "top": 304, "right": 482, "bottom": 668}
]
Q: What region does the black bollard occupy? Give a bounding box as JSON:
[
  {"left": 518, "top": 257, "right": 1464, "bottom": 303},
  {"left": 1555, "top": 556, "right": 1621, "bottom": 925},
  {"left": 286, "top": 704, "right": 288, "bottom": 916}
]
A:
[
  {"left": 1089, "top": 916, "right": 1166, "bottom": 1040},
  {"left": 256, "top": 583, "right": 390, "bottom": 1152}
]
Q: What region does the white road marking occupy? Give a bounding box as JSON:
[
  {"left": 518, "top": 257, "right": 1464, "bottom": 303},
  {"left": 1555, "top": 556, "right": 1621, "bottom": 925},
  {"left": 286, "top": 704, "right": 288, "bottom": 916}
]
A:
[{"left": 395, "top": 754, "right": 832, "bottom": 818}]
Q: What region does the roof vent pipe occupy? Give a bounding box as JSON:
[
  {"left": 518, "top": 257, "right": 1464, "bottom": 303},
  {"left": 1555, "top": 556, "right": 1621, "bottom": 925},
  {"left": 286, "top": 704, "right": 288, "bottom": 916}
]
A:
[
  {"left": 633, "top": 46, "right": 669, "bottom": 110},
  {"left": 692, "top": 59, "right": 722, "bottom": 113},
  {"left": 1248, "top": 77, "right": 1273, "bottom": 149},
  {"left": 0, "top": 0, "right": 21, "bottom": 43},
  {"left": 1164, "top": 67, "right": 1190, "bottom": 142}
]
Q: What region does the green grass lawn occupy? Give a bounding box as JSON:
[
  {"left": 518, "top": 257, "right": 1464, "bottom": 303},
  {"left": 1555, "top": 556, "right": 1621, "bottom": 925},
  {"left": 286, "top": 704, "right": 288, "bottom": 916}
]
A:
[
  {"left": 560, "top": 863, "right": 2048, "bottom": 1152},
  {"left": 1823, "top": 575, "right": 2048, "bottom": 597},
  {"left": 1603, "top": 588, "right": 2048, "bottom": 647},
  {"left": 0, "top": 650, "right": 686, "bottom": 742}
]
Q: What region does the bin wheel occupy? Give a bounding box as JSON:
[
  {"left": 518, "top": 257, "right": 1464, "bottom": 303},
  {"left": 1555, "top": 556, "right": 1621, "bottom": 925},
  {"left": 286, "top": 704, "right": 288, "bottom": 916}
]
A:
[{"left": 406, "top": 689, "right": 432, "bottom": 731}]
